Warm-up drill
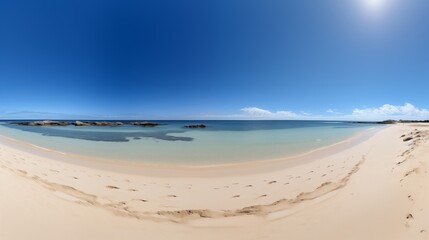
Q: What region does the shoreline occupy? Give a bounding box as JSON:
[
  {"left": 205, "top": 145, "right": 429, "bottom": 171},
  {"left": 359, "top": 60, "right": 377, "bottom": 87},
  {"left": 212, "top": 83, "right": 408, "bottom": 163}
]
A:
[
  {"left": 0, "top": 126, "right": 382, "bottom": 177},
  {"left": 1, "top": 123, "right": 428, "bottom": 239}
]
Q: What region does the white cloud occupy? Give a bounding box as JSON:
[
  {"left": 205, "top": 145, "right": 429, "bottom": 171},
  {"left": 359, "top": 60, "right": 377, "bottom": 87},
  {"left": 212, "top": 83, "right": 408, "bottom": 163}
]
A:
[
  {"left": 240, "top": 107, "right": 300, "bottom": 119},
  {"left": 352, "top": 103, "right": 429, "bottom": 119},
  {"left": 326, "top": 109, "right": 342, "bottom": 115},
  {"left": 240, "top": 107, "right": 273, "bottom": 117},
  {"left": 300, "top": 111, "right": 311, "bottom": 116},
  {"left": 200, "top": 103, "right": 429, "bottom": 121}
]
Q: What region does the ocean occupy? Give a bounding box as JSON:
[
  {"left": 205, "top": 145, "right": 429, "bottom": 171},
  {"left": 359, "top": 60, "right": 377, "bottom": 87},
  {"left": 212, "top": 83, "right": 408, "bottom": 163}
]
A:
[{"left": 0, "top": 120, "right": 380, "bottom": 165}]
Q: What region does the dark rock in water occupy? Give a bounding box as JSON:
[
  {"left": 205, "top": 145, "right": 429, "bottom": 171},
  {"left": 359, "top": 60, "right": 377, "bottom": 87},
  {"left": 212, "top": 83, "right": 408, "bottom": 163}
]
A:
[
  {"left": 12, "top": 120, "right": 158, "bottom": 127},
  {"left": 73, "top": 121, "right": 91, "bottom": 126},
  {"left": 72, "top": 121, "right": 123, "bottom": 126},
  {"left": 92, "top": 121, "right": 123, "bottom": 126},
  {"left": 14, "top": 120, "right": 70, "bottom": 126},
  {"left": 352, "top": 120, "right": 397, "bottom": 124},
  {"left": 184, "top": 124, "right": 206, "bottom": 128},
  {"left": 129, "top": 121, "right": 160, "bottom": 127}
]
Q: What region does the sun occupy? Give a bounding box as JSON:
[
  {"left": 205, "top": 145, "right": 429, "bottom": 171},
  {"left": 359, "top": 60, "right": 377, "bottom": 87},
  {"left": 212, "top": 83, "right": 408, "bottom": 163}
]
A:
[{"left": 363, "top": 0, "right": 387, "bottom": 11}]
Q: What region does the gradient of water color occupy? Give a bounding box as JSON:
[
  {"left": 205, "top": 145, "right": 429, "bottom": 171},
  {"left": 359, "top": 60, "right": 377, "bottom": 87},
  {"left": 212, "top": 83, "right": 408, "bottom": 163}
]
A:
[{"left": 0, "top": 121, "right": 379, "bottom": 165}]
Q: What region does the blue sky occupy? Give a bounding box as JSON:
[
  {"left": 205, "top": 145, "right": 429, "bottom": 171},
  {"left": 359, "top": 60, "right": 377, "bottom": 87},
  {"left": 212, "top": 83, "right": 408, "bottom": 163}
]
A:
[{"left": 0, "top": 0, "right": 428, "bottom": 120}]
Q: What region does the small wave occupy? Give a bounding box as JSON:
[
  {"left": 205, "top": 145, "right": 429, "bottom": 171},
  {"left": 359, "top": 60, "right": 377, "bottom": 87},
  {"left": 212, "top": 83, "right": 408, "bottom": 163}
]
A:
[{"left": 30, "top": 144, "right": 67, "bottom": 155}]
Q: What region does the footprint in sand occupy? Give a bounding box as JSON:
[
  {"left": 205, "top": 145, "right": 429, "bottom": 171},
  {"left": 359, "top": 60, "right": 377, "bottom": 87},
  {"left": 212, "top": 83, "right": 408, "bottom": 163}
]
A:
[
  {"left": 17, "top": 170, "right": 27, "bottom": 175},
  {"left": 257, "top": 194, "right": 267, "bottom": 199},
  {"left": 268, "top": 181, "right": 277, "bottom": 184},
  {"left": 106, "top": 185, "right": 119, "bottom": 189},
  {"left": 167, "top": 195, "right": 177, "bottom": 198},
  {"left": 245, "top": 185, "right": 253, "bottom": 188},
  {"left": 233, "top": 195, "right": 240, "bottom": 198},
  {"left": 128, "top": 189, "right": 138, "bottom": 192}
]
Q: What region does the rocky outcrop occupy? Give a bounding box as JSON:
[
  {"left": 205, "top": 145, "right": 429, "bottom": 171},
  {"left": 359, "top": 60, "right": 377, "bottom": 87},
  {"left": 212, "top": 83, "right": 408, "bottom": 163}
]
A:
[
  {"left": 14, "top": 120, "right": 70, "bottom": 126},
  {"left": 184, "top": 124, "right": 206, "bottom": 128},
  {"left": 352, "top": 120, "right": 397, "bottom": 124},
  {"left": 72, "top": 121, "right": 123, "bottom": 126},
  {"left": 12, "top": 121, "right": 160, "bottom": 127},
  {"left": 129, "top": 122, "right": 160, "bottom": 127}
]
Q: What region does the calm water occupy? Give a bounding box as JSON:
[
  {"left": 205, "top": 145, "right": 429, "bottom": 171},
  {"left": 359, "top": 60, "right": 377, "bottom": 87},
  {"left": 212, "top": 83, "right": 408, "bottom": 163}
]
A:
[{"left": 0, "top": 121, "right": 379, "bottom": 165}]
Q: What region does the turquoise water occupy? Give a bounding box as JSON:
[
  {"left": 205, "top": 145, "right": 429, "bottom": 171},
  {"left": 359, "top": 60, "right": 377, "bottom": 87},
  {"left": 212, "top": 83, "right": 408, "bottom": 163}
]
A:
[{"left": 0, "top": 121, "right": 378, "bottom": 165}]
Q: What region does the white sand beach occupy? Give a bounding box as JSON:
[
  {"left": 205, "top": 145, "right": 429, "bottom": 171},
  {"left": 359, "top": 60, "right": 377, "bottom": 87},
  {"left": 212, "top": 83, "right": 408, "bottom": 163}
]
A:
[{"left": 1, "top": 123, "right": 429, "bottom": 240}]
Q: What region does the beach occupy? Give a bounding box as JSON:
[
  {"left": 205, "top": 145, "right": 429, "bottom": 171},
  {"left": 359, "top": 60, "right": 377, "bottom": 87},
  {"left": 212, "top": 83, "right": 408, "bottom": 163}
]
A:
[{"left": 1, "top": 123, "right": 429, "bottom": 240}]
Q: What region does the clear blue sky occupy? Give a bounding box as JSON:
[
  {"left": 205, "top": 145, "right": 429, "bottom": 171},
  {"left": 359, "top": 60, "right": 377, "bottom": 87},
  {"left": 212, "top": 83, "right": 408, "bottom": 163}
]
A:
[{"left": 0, "top": 0, "right": 428, "bottom": 120}]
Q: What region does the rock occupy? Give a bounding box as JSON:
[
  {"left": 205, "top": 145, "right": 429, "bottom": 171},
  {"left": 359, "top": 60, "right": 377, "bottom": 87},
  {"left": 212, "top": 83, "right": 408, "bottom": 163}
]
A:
[
  {"left": 12, "top": 120, "right": 160, "bottom": 127},
  {"left": 14, "top": 120, "right": 70, "bottom": 126},
  {"left": 379, "top": 120, "right": 397, "bottom": 124},
  {"left": 72, "top": 121, "right": 122, "bottom": 126},
  {"left": 352, "top": 120, "right": 397, "bottom": 124},
  {"left": 73, "top": 121, "right": 91, "bottom": 126},
  {"left": 129, "top": 121, "right": 160, "bottom": 127},
  {"left": 184, "top": 124, "right": 206, "bottom": 128}
]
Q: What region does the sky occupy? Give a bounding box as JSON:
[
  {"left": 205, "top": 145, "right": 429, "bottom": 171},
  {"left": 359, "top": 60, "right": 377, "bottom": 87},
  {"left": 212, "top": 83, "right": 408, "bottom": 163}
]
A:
[{"left": 0, "top": 0, "right": 428, "bottom": 120}]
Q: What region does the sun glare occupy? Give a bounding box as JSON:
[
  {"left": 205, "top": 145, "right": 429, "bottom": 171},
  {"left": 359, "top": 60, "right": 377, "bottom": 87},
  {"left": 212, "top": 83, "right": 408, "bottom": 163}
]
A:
[{"left": 363, "top": 0, "right": 387, "bottom": 11}]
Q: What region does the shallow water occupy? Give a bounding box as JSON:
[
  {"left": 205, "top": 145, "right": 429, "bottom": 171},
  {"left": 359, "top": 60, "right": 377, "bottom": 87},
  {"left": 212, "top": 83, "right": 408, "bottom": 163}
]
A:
[{"left": 0, "top": 121, "right": 379, "bottom": 165}]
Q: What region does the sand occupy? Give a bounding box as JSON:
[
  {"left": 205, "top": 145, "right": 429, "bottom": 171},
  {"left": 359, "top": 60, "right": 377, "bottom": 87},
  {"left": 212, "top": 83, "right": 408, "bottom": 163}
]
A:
[{"left": 1, "top": 123, "right": 428, "bottom": 240}]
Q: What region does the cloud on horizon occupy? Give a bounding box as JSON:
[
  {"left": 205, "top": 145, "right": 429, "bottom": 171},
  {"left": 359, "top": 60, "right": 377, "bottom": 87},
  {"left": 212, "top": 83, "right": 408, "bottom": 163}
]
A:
[
  {"left": 352, "top": 103, "right": 429, "bottom": 120},
  {"left": 240, "top": 107, "right": 300, "bottom": 118},
  {"left": 199, "top": 103, "right": 429, "bottom": 120},
  {"left": 1, "top": 103, "right": 428, "bottom": 121}
]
